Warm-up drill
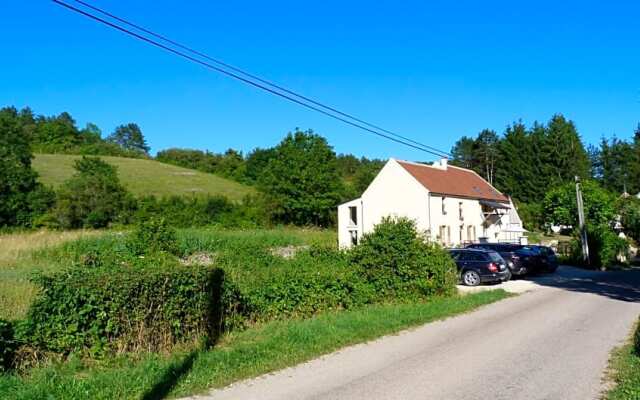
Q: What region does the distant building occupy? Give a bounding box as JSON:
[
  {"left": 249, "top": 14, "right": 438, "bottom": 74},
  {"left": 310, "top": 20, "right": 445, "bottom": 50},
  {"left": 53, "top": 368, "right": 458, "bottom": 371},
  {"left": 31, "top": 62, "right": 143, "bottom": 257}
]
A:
[{"left": 338, "top": 158, "right": 525, "bottom": 248}]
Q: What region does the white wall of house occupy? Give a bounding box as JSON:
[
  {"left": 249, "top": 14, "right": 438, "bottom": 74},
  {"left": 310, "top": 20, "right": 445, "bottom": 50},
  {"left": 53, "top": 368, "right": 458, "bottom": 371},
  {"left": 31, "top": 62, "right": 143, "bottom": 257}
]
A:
[
  {"left": 361, "top": 159, "right": 431, "bottom": 233},
  {"left": 337, "top": 158, "right": 524, "bottom": 248}
]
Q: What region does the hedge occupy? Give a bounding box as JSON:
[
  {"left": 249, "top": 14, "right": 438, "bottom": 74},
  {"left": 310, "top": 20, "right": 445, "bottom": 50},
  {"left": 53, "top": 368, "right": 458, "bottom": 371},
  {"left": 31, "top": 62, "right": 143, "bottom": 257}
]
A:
[
  {"left": 0, "top": 319, "right": 15, "bottom": 372},
  {"left": 19, "top": 264, "right": 223, "bottom": 356}
]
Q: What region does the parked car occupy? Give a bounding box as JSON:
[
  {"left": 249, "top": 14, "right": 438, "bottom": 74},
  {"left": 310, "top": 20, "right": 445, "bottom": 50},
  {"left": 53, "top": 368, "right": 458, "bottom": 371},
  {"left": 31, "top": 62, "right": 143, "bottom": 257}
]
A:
[
  {"left": 465, "top": 243, "right": 540, "bottom": 276},
  {"left": 527, "top": 245, "right": 559, "bottom": 273},
  {"left": 448, "top": 248, "right": 510, "bottom": 286}
]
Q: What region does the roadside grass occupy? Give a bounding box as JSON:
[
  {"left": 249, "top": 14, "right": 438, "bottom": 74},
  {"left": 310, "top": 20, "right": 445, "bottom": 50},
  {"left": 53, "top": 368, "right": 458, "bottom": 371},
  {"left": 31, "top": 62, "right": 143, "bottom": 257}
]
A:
[
  {"left": 0, "top": 290, "right": 511, "bottom": 400},
  {"left": 0, "top": 227, "right": 336, "bottom": 321},
  {"left": 0, "top": 229, "right": 100, "bottom": 321},
  {"left": 33, "top": 154, "right": 255, "bottom": 200},
  {"left": 606, "top": 322, "right": 640, "bottom": 400}
]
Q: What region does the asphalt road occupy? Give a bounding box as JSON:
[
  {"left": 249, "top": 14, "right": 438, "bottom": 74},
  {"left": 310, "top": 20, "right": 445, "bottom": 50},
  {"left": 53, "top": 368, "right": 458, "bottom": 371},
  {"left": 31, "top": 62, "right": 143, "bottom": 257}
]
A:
[{"left": 195, "top": 267, "right": 640, "bottom": 400}]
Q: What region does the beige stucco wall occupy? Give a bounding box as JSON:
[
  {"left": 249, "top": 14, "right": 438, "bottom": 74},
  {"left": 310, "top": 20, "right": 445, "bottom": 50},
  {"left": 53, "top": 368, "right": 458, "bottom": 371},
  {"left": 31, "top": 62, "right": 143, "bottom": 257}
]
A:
[{"left": 361, "top": 159, "right": 430, "bottom": 234}]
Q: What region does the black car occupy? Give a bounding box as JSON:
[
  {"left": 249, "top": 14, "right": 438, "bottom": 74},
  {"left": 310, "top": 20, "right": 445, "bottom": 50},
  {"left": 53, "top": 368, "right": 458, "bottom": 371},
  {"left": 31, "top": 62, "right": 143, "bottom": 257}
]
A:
[
  {"left": 448, "top": 249, "right": 510, "bottom": 286},
  {"left": 465, "top": 243, "right": 539, "bottom": 276},
  {"left": 527, "top": 245, "right": 559, "bottom": 273}
]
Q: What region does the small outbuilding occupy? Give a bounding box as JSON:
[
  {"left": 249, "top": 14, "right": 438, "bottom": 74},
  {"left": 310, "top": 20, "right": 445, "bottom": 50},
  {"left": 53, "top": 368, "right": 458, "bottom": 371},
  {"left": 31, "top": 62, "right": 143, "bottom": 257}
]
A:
[{"left": 338, "top": 158, "right": 525, "bottom": 248}]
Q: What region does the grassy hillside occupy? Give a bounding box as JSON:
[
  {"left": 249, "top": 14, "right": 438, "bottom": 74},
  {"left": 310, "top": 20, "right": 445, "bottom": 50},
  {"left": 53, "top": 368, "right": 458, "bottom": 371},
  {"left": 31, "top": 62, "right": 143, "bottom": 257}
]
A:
[{"left": 32, "top": 154, "right": 255, "bottom": 200}]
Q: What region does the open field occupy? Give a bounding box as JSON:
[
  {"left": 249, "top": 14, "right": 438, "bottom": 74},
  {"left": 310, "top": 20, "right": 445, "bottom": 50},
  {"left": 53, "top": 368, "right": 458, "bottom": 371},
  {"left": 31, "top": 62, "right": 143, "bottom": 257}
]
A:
[
  {"left": 32, "top": 154, "right": 255, "bottom": 200},
  {"left": 0, "top": 230, "right": 100, "bottom": 321}
]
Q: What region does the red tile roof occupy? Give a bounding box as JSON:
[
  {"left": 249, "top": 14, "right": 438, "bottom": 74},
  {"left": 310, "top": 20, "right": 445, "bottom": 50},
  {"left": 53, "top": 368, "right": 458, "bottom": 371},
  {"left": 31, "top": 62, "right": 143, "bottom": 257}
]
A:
[{"left": 397, "top": 160, "right": 509, "bottom": 203}]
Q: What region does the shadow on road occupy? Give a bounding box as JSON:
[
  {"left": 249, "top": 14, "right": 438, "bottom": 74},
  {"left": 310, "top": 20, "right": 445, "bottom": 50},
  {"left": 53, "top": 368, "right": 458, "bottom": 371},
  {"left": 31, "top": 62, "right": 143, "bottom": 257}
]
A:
[{"left": 530, "top": 266, "right": 640, "bottom": 303}]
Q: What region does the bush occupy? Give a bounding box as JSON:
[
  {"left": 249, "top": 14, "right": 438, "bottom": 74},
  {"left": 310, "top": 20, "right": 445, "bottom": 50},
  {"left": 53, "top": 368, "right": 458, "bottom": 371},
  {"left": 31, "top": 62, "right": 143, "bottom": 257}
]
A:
[
  {"left": 570, "top": 224, "right": 629, "bottom": 269},
  {"left": 19, "top": 265, "right": 223, "bottom": 356},
  {"left": 131, "top": 194, "right": 268, "bottom": 228},
  {"left": 51, "top": 157, "right": 131, "bottom": 229},
  {"left": 223, "top": 246, "right": 373, "bottom": 327},
  {"left": 0, "top": 319, "right": 16, "bottom": 372},
  {"left": 349, "top": 217, "right": 458, "bottom": 298},
  {"left": 128, "top": 217, "right": 179, "bottom": 256}
]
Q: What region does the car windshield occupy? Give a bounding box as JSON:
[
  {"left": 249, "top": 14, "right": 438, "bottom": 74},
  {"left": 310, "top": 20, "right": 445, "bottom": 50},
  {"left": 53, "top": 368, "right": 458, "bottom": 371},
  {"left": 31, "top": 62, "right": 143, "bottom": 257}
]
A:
[{"left": 487, "top": 252, "right": 503, "bottom": 262}]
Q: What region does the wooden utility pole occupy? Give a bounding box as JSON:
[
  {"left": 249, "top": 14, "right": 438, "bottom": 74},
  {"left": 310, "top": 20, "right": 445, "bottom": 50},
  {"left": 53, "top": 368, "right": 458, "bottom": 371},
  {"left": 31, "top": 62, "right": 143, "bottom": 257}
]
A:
[{"left": 575, "top": 176, "right": 590, "bottom": 265}]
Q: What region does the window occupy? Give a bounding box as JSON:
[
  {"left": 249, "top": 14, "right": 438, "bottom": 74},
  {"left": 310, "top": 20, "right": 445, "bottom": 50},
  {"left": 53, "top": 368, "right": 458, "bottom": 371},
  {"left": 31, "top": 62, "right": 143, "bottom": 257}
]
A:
[
  {"left": 467, "top": 225, "right": 476, "bottom": 242},
  {"left": 350, "top": 230, "right": 358, "bottom": 246},
  {"left": 459, "top": 225, "right": 464, "bottom": 243},
  {"left": 441, "top": 197, "right": 447, "bottom": 215},
  {"left": 349, "top": 206, "right": 358, "bottom": 226},
  {"left": 459, "top": 202, "right": 464, "bottom": 220},
  {"left": 439, "top": 225, "right": 447, "bottom": 245}
]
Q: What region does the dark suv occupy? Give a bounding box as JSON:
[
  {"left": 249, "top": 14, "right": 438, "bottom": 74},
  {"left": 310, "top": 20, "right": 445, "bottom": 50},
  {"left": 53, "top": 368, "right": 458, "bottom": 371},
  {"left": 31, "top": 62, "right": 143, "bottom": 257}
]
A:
[
  {"left": 448, "top": 249, "right": 510, "bottom": 286},
  {"left": 465, "top": 243, "right": 539, "bottom": 277},
  {"left": 527, "top": 245, "right": 559, "bottom": 273}
]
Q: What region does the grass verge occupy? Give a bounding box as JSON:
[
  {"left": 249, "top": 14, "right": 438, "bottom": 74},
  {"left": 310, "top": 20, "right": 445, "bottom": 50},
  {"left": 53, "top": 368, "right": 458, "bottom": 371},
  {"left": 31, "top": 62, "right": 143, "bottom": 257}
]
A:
[
  {"left": 606, "top": 322, "right": 640, "bottom": 400},
  {"left": 0, "top": 290, "right": 510, "bottom": 400}
]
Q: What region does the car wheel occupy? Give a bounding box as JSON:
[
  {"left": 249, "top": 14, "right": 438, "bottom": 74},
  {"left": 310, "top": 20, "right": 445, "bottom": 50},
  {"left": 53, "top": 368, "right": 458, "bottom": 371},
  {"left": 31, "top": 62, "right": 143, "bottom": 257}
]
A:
[{"left": 462, "top": 270, "right": 481, "bottom": 286}]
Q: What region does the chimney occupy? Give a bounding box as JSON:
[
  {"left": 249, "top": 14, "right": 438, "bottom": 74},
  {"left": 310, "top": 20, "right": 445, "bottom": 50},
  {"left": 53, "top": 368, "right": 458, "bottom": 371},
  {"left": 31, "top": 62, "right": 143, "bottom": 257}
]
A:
[{"left": 433, "top": 157, "right": 448, "bottom": 170}]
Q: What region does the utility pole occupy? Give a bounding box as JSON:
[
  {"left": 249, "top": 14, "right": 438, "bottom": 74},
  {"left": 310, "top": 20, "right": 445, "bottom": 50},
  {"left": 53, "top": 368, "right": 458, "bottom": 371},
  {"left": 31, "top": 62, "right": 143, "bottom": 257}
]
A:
[{"left": 575, "top": 176, "right": 590, "bottom": 265}]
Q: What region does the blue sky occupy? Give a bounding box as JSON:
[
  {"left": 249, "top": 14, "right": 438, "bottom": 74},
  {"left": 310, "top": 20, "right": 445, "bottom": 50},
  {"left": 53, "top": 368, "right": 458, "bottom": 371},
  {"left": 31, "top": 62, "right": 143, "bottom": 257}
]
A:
[{"left": 2, "top": 1, "right": 639, "bottom": 160}]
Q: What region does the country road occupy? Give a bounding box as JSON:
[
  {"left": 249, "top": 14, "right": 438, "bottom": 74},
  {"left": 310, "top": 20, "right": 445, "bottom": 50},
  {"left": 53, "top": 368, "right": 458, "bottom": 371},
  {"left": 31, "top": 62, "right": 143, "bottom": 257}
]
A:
[{"left": 193, "top": 267, "right": 640, "bottom": 400}]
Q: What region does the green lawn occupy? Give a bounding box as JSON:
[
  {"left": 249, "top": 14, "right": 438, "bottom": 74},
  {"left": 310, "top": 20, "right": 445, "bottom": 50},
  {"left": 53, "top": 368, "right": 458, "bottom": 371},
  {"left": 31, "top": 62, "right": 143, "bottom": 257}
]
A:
[
  {"left": 0, "top": 290, "right": 510, "bottom": 400},
  {"left": 32, "top": 154, "right": 255, "bottom": 200}
]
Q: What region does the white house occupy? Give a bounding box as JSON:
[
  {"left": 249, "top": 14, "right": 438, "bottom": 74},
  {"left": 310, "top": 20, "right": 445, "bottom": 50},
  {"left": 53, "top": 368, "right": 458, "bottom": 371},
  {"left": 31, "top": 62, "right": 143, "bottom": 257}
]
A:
[{"left": 338, "top": 158, "right": 525, "bottom": 248}]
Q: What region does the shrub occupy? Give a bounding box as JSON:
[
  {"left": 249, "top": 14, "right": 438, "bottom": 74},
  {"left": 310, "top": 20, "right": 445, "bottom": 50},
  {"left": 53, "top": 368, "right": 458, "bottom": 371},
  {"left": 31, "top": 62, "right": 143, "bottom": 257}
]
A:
[
  {"left": 0, "top": 319, "right": 16, "bottom": 372},
  {"left": 571, "top": 224, "right": 628, "bottom": 269},
  {"left": 128, "top": 217, "right": 179, "bottom": 256},
  {"left": 349, "top": 217, "right": 458, "bottom": 298},
  {"left": 224, "top": 246, "right": 373, "bottom": 326},
  {"left": 131, "top": 194, "right": 268, "bottom": 228},
  {"left": 19, "top": 265, "right": 223, "bottom": 356},
  {"left": 51, "top": 157, "right": 131, "bottom": 229}
]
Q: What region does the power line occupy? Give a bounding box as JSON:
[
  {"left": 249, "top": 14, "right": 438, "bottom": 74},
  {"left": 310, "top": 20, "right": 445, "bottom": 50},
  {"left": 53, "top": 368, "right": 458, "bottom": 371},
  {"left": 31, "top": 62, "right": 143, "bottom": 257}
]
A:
[
  {"left": 69, "top": 0, "right": 451, "bottom": 158},
  {"left": 52, "top": 0, "right": 451, "bottom": 158}
]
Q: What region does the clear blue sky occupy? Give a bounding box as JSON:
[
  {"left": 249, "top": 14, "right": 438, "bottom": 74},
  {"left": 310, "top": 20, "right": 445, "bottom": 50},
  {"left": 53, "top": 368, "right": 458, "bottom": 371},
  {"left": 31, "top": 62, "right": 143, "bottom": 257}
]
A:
[{"left": 3, "top": 0, "right": 639, "bottom": 160}]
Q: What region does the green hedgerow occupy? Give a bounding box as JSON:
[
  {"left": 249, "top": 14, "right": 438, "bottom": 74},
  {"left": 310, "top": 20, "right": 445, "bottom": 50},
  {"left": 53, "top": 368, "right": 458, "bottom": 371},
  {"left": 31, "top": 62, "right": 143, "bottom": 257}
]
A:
[{"left": 18, "top": 264, "right": 223, "bottom": 356}]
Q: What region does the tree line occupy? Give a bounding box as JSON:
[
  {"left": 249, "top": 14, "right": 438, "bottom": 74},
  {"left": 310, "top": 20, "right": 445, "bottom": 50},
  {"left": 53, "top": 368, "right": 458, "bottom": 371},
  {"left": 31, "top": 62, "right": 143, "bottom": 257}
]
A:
[{"left": 3, "top": 104, "right": 640, "bottom": 249}]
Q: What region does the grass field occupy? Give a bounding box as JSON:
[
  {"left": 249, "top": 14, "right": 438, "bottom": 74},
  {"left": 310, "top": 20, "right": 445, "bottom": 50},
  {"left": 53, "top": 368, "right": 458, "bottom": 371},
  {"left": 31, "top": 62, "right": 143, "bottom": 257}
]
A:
[
  {"left": 32, "top": 154, "right": 255, "bottom": 200},
  {"left": 0, "top": 290, "right": 510, "bottom": 400},
  {"left": 0, "top": 230, "right": 100, "bottom": 321}
]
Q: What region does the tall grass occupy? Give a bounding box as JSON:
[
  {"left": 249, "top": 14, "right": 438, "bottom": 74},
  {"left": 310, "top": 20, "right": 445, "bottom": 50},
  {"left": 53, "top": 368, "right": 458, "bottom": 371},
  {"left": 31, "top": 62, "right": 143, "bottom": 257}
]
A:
[{"left": 0, "top": 230, "right": 99, "bottom": 321}]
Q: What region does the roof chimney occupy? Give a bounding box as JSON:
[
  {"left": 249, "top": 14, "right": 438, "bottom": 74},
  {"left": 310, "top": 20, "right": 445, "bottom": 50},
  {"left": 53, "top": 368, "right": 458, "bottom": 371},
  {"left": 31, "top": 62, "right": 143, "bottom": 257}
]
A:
[{"left": 433, "top": 157, "right": 448, "bottom": 170}]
